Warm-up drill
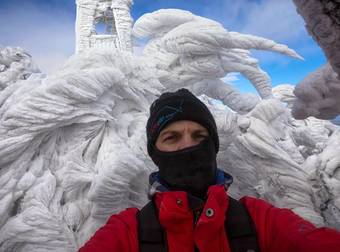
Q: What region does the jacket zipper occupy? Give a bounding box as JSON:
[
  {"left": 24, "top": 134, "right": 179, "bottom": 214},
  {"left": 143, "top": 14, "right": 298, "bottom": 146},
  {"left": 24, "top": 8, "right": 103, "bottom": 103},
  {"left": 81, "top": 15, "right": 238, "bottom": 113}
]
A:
[{"left": 193, "top": 209, "right": 202, "bottom": 226}]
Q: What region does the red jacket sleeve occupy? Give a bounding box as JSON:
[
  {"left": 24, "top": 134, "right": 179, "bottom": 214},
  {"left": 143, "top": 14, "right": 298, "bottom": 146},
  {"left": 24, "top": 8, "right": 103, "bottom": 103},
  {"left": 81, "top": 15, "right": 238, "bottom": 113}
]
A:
[
  {"left": 241, "top": 196, "right": 340, "bottom": 252},
  {"left": 78, "top": 208, "right": 139, "bottom": 252}
]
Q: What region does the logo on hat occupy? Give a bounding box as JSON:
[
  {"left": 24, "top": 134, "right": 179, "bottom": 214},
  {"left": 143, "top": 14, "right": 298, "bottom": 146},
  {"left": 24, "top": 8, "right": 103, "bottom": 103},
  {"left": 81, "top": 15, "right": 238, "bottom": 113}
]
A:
[{"left": 150, "top": 100, "right": 184, "bottom": 135}]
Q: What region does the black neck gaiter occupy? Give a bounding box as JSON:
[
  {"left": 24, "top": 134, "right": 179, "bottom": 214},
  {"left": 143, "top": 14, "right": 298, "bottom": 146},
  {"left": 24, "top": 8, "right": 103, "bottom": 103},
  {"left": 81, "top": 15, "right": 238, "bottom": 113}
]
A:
[{"left": 150, "top": 138, "right": 217, "bottom": 199}]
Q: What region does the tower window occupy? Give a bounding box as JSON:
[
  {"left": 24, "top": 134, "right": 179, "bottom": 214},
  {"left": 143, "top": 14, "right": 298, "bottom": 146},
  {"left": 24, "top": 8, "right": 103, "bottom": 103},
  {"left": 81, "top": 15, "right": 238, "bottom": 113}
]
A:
[{"left": 94, "top": 7, "right": 116, "bottom": 35}]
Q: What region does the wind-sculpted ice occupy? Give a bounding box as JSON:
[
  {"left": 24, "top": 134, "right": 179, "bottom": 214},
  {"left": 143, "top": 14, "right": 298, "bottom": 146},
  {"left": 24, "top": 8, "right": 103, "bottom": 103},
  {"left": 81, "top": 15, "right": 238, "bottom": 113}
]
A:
[
  {"left": 0, "top": 49, "right": 162, "bottom": 251},
  {"left": 292, "top": 1, "right": 340, "bottom": 120},
  {"left": 293, "top": 0, "right": 340, "bottom": 77},
  {"left": 0, "top": 46, "right": 40, "bottom": 90},
  {"left": 305, "top": 129, "right": 340, "bottom": 230},
  {"left": 273, "top": 84, "right": 340, "bottom": 227},
  {"left": 199, "top": 90, "right": 340, "bottom": 228},
  {"left": 133, "top": 9, "right": 302, "bottom": 113},
  {"left": 292, "top": 63, "right": 340, "bottom": 120},
  {"left": 0, "top": 8, "right": 340, "bottom": 252}
]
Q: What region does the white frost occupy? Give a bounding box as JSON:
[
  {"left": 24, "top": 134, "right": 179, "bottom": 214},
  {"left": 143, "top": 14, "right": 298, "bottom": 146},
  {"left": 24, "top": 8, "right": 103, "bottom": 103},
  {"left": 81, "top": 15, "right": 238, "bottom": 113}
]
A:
[
  {"left": 134, "top": 9, "right": 303, "bottom": 104},
  {"left": 0, "top": 46, "right": 40, "bottom": 90},
  {"left": 292, "top": 63, "right": 340, "bottom": 120}
]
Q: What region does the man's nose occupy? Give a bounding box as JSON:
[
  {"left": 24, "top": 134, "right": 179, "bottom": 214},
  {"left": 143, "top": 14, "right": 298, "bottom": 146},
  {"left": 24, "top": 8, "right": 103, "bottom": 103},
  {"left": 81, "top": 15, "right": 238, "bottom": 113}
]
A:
[{"left": 178, "top": 135, "right": 196, "bottom": 150}]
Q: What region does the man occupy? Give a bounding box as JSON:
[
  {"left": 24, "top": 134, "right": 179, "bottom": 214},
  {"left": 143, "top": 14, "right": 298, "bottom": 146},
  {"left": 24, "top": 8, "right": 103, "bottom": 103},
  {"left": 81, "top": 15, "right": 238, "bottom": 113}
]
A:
[{"left": 79, "top": 89, "right": 340, "bottom": 252}]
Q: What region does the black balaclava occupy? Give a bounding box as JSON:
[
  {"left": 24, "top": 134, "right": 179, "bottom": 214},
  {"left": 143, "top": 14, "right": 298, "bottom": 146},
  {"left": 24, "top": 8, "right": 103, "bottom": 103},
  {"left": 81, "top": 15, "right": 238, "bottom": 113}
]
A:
[{"left": 146, "top": 89, "right": 219, "bottom": 198}]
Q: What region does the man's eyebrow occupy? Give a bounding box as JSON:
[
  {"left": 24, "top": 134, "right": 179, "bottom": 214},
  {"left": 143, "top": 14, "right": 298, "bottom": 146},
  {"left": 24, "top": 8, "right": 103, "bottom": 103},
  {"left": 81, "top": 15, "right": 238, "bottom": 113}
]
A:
[
  {"left": 193, "top": 129, "right": 209, "bottom": 134},
  {"left": 159, "top": 130, "right": 178, "bottom": 137}
]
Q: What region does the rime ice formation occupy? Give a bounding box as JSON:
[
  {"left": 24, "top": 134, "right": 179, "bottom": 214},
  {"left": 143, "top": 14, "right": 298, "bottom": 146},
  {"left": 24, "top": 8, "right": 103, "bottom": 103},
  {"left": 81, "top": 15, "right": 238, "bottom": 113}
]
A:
[
  {"left": 293, "top": 0, "right": 340, "bottom": 77},
  {"left": 0, "top": 46, "right": 40, "bottom": 90},
  {"left": 292, "top": 0, "right": 340, "bottom": 120},
  {"left": 273, "top": 85, "right": 340, "bottom": 229},
  {"left": 292, "top": 63, "right": 340, "bottom": 120},
  {"left": 0, "top": 49, "right": 161, "bottom": 251},
  {"left": 1, "top": 7, "right": 340, "bottom": 252},
  {"left": 75, "top": 0, "right": 133, "bottom": 53},
  {"left": 133, "top": 9, "right": 302, "bottom": 113}
]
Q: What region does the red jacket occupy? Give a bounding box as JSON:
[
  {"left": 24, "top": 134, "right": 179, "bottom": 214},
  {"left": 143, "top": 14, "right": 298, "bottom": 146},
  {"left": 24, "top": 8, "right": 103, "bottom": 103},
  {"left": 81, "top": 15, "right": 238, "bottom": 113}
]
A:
[{"left": 79, "top": 185, "right": 340, "bottom": 252}]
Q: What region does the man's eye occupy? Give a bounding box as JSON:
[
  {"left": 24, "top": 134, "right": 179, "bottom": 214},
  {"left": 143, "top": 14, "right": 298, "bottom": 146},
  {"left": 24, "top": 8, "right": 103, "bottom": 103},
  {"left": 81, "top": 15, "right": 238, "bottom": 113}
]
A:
[
  {"left": 194, "top": 134, "right": 207, "bottom": 140},
  {"left": 163, "top": 135, "right": 176, "bottom": 142}
]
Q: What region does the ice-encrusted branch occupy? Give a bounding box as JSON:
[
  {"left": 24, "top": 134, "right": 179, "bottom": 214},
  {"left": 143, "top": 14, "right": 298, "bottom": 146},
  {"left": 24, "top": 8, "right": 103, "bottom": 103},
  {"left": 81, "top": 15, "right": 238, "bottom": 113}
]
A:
[{"left": 134, "top": 9, "right": 302, "bottom": 107}]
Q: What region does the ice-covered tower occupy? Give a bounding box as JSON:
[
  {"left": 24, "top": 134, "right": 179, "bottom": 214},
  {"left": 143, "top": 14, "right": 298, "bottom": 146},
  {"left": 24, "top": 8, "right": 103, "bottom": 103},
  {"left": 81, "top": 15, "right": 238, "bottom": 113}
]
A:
[{"left": 75, "top": 0, "right": 133, "bottom": 53}]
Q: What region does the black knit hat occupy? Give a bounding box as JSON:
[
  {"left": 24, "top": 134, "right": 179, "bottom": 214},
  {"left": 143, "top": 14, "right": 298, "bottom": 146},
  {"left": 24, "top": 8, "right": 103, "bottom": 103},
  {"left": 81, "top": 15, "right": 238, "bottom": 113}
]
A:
[{"left": 146, "top": 88, "right": 219, "bottom": 155}]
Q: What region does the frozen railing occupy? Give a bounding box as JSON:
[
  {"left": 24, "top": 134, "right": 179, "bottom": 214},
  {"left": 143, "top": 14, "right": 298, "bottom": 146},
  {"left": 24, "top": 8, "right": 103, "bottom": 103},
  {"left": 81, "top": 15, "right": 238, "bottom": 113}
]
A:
[{"left": 89, "top": 34, "right": 118, "bottom": 49}]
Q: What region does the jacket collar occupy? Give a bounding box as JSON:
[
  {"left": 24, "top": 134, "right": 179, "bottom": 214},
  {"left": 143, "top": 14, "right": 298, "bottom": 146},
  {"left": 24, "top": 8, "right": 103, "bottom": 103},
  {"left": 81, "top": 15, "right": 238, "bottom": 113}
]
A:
[{"left": 148, "top": 168, "right": 233, "bottom": 200}]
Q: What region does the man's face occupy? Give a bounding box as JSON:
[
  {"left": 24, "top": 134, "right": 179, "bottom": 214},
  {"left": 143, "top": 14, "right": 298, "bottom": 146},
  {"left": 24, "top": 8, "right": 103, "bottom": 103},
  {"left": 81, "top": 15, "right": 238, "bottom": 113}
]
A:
[{"left": 155, "top": 120, "right": 209, "bottom": 152}]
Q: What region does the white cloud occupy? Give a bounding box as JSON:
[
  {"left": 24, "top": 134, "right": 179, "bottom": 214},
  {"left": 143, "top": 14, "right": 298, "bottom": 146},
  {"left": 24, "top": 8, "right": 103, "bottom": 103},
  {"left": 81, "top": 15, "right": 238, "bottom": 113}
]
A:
[
  {"left": 0, "top": 2, "right": 75, "bottom": 74},
  {"left": 221, "top": 72, "right": 240, "bottom": 83},
  {"left": 204, "top": 0, "right": 307, "bottom": 44}
]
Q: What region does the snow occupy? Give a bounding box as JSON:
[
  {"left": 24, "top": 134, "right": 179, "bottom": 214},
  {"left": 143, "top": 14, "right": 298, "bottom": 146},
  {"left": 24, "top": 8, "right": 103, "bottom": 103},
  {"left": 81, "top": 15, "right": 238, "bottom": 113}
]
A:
[
  {"left": 0, "top": 46, "right": 40, "bottom": 90},
  {"left": 292, "top": 63, "right": 340, "bottom": 120},
  {"left": 293, "top": 0, "right": 340, "bottom": 77},
  {"left": 0, "top": 4, "right": 340, "bottom": 252},
  {"left": 133, "top": 9, "right": 302, "bottom": 107},
  {"left": 292, "top": 0, "right": 340, "bottom": 120}
]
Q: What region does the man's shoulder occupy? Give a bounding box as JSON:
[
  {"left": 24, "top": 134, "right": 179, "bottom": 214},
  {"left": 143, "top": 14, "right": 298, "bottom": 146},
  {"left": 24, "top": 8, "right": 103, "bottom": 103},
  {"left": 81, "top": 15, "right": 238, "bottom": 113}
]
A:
[
  {"left": 238, "top": 196, "right": 316, "bottom": 236},
  {"left": 92, "top": 207, "right": 140, "bottom": 241},
  {"left": 239, "top": 195, "right": 304, "bottom": 220},
  {"left": 79, "top": 208, "right": 140, "bottom": 251},
  {"left": 106, "top": 207, "right": 139, "bottom": 228},
  {"left": 238, "top": 196, "right": 278, "bottom": 227}
]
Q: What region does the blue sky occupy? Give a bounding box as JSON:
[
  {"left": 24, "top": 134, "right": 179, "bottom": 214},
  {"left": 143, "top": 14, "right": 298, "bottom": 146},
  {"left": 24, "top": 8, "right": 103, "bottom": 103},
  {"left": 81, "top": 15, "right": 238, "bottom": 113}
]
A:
[{"left": 0, "top": 0, "right": 327, "bottom": 94}]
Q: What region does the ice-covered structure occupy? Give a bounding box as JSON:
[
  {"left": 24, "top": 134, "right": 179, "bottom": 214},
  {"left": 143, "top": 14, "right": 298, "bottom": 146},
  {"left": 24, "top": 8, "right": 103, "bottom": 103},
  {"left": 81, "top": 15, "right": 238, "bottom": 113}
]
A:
[
  {"left": 0, "top": 46, "right": 40, "bottom": 90},
  {"left": 292, "top": 0, "right": 340, "bottom": 120},
  {"left": 0, "top": 4, "right": 340, "bottom": 252},
  {"left": 75, "top": 0, "right": 133, "bottom": 53}
]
